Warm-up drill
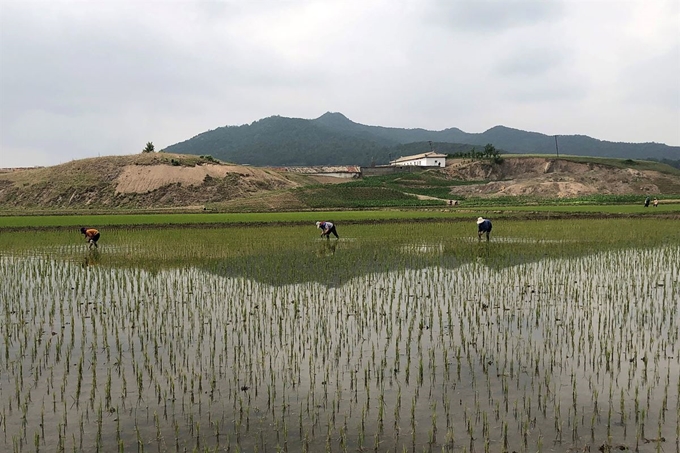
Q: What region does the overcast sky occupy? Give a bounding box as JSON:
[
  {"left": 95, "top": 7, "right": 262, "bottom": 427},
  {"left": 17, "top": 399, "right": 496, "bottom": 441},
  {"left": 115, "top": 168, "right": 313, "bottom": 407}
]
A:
[{"left": 1, "top": 0, "right": 678, "bottom": 167}]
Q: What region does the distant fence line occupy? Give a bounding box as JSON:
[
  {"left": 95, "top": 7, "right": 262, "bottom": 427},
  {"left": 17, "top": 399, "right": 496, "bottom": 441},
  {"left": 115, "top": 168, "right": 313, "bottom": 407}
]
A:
[
  {"left": 359, "top": 165, "right": 429, "bottom": 177},
  {"left": 270, "top": 165, "right": 441, "bottom": 178},
  {"left": 268, "top": 165, "right": 360, "bottom": 178}
]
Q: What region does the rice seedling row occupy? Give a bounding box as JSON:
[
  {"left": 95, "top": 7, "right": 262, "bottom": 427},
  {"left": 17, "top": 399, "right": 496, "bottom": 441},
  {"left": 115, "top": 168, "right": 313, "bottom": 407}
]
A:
[{"left": 0, "top": 220, "right": 678, "bottom": 452}]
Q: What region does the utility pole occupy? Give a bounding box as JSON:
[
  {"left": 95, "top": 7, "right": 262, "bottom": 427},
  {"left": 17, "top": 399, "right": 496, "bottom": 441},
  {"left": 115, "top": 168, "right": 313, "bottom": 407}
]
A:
[{"left": 554, "top": 135, "right": 559, "bottom": 158}]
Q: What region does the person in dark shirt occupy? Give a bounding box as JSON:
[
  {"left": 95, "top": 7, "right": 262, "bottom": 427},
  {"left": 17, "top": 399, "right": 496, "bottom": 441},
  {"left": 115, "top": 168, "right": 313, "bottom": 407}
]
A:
[
  {"left": 80, "top": 227, "right": 100, "bottom": 249},
  {"left": 316, "top": 221, "right": 339, "bottom": 239},
  {"left": 476, "top": 217, "right": 492, "bottom": 242}
]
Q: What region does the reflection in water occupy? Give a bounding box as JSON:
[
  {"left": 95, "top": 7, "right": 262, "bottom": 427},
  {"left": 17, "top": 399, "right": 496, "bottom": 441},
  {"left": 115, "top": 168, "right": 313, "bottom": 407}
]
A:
[
  {"left": 209, "top": 235, "right": 613, "bottom": 287},
  {"left": 400, "top": 242, "right": 445, "bottom": 255},
  {"left": 0, "top": 243, "right": 678, "bottom": 452},
  {"left": 316, "top": 239, "right": 338, "bottom": 257},
  {"left": 82, "top": 249, "right": 101, "bottom": 268}
]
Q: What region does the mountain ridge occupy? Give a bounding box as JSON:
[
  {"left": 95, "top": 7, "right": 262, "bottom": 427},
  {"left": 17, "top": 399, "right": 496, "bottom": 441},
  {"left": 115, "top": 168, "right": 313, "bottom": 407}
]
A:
[{"left": 163, "top": 112, "right": 678, "bottom": 166}]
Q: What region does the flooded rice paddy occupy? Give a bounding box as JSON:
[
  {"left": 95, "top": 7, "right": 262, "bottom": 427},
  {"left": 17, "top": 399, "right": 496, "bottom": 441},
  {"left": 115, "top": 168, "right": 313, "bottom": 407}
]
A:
[{"left": 1, "top": 219, "right": 679, "bottom": 452}]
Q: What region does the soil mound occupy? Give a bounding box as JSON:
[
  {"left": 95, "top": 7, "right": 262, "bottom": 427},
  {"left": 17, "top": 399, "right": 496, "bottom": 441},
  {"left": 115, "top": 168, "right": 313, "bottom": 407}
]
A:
[
  {"left": 444, "top": 157, "right": 680, "bottom": 198},
  {"left": 115, "top": 164, "right": 292, "bottom": 194},
  {"left": 0, "top": 154, "right": 299, "bottom": 209}
]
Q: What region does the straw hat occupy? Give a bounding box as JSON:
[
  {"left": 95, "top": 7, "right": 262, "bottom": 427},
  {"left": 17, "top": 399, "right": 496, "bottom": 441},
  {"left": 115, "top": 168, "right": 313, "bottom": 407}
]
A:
[
  {"left": 315, "top": 222, "right": 321, "bottom": 228},
  {"left": 476, "top": 217, "right": 485, "bottom": 224}
]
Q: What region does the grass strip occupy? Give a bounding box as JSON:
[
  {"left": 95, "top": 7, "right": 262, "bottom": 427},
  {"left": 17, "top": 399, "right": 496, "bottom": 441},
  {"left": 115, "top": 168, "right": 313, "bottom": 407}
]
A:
[{"left": 1, "top": 204, "right": 679, "bottom": 230}]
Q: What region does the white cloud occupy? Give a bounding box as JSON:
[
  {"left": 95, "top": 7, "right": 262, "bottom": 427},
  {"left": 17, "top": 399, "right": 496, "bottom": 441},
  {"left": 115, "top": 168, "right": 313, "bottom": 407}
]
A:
[{"left": 1, "top": 0, "right": 678, "bottom": 167}]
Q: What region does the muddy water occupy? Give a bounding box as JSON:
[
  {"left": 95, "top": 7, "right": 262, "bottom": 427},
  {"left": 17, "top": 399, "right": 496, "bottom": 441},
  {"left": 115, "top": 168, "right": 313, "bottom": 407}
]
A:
[{"left": 1, "top": 226, "right": 678, "bottom": 452}]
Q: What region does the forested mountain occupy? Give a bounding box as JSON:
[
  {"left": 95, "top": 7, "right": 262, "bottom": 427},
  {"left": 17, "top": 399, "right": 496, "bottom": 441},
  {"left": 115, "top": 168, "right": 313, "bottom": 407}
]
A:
[
  {"left": 163, "top": 112, "right": 678, "bottom": 166},
  {"left": 164, "top": 115, "right": 394, "bottom": 166}
]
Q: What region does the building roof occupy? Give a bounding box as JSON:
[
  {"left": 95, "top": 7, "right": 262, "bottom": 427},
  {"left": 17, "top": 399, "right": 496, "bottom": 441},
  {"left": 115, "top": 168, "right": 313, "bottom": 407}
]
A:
[{"left": 390, "top": 152, "right": 447, "bottom": 164}]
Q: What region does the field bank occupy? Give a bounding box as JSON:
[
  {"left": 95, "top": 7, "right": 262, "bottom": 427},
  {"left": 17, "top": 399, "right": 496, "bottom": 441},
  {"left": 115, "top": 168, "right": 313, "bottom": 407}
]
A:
[{"left": 1, "top": 203, "right": 679, "bottom": 230}]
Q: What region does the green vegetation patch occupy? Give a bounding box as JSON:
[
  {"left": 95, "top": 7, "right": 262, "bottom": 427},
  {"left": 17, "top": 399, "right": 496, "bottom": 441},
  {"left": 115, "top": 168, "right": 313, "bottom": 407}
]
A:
[
  {"left": 0, "top": 210, "right": 467, "bottom": 229},
  {"left": 337, "top": 171, "right": 484, "bottom": 200},
  {"left": 1, "top": 201, "right": 679, "bottom": 230},
  {"left": 2, "top": 219, "right": 678, "bottom": 275},
  {"left": 293, "top": 185, "right": 443, "bottom": 208},
  {"left": 455, "top": 194, "right": 680, "bottom": 207}
]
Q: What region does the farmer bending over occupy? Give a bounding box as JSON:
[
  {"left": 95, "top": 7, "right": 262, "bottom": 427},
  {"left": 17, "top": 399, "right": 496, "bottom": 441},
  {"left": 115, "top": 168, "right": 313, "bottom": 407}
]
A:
[
  {"left": 81, "top": 227, "right": 100, "bottom": 249},
  {"left": 477, "top": 217, "right": 492, "bottom": 242},
  {"left": 316, "top": 221, "right": 339, "bottom": 239}
]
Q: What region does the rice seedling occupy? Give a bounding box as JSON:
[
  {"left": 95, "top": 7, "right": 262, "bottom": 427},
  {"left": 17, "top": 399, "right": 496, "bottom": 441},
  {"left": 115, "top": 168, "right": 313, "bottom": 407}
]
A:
[{"left": 0, "top": 218, "right": 678, "bottom": 451}]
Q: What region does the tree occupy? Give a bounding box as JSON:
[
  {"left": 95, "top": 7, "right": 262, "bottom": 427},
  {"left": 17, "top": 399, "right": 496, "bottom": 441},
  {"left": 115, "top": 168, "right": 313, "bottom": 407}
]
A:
[
  {"left": 142, "top": 142, "right": 155, "bottom": 153},
  {"left": 484, "top": 143, "right": 502, "bottom": 163}
]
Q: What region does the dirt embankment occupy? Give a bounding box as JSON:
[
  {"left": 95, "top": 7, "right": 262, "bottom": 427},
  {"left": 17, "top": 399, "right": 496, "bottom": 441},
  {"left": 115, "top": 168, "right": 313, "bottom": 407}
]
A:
[
  {"left": 444, "top": 158, "right": 680, "bottom": 198},
  {"left": 0, "top": 154, "right": 300, "bottom": 209},
  {"left": 1, "top": 154, "right": 678, "bottom": 210},
  {"left": 114, "top": 164, "right": 294, "bottom": 194}
]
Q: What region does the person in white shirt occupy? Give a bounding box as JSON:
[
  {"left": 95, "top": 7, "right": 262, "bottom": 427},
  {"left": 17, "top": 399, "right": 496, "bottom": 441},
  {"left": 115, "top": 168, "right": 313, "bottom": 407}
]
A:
[{"left": 315, "top": 221, "right": 339, "bottom": 239}]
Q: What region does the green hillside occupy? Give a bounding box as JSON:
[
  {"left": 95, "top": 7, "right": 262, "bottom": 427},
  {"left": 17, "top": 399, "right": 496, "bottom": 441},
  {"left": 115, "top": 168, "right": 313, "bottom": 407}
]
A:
[
  {"left": 163, "top": 112, "right": 679, "bottom": 166},
  {"left": 165, "top": 115, "right": 394, "bottom": 166}
]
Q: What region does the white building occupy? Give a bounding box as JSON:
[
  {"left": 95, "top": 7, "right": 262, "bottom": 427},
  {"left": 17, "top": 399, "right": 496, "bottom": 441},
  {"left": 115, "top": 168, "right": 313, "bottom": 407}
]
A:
[{"left": 389, "top": 152, "right": 447, "bottom": 168}]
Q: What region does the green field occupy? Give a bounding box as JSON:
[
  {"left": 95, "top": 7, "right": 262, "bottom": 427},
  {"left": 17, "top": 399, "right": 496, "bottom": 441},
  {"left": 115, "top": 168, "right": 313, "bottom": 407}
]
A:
[
  {"left": 1, "top": 201, "right": 679, "bottom": 230},
  {"left": 0, "top": 210, "right": 457, "bottom": 228}
]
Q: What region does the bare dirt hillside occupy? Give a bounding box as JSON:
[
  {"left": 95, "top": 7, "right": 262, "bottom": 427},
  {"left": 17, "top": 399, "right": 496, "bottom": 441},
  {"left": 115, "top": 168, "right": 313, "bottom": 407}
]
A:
[
  {"left": 0, "top": 153, "right": 302, "bottom": 209},
  {"left": 1, "top": 154, "right": 678, "bottom": 210},
  {"left": 444, "top": 157, "right": 680, "bottom": 197}
]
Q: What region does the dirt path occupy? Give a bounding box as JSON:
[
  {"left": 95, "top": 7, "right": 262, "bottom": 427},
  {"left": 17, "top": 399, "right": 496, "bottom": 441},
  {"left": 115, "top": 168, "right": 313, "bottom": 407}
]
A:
[{"left": 404, "top": 192, "right": 452, "bottom": 202}]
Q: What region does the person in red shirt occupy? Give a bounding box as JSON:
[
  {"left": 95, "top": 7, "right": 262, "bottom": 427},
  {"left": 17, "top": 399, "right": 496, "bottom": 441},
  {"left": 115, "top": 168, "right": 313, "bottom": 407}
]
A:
[{"left": 80, "top": 228, "right": 100, "bottom": 249}]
